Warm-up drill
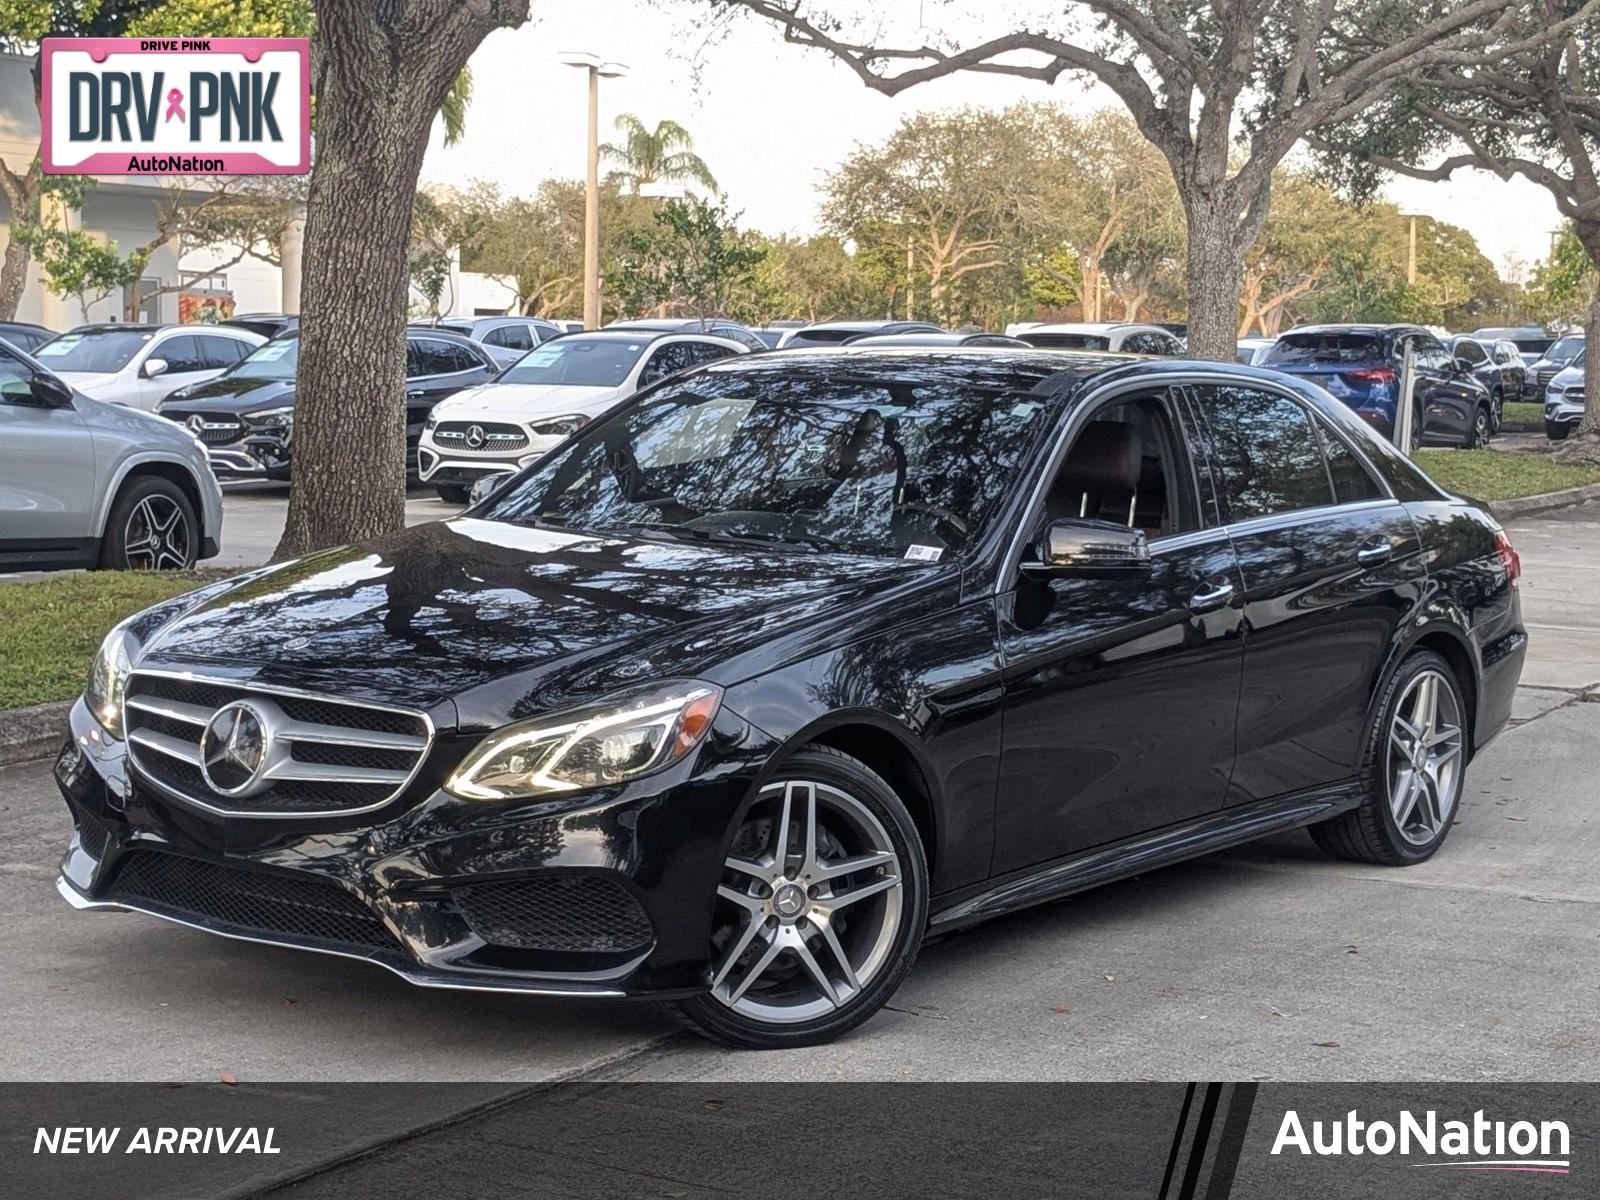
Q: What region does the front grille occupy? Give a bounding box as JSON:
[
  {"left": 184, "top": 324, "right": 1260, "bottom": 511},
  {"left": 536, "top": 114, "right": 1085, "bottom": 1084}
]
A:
[
  {"left": 65, "top": 797, "right": 111, "bottom": 860},
  {"left": 122, "top": 672, "right": 432, "bottom": 816},
  {"left": 433, "top": 421, "right": 530, "bottom": 452},
  {"left": 109, "top": 849, "right": 394, "bottom": 950},
  {"left": 162, "top": 411, "right": 244, "bottom": 445},
  {"left": 453, "top": 876, "right": 653, "bottom": 953}
]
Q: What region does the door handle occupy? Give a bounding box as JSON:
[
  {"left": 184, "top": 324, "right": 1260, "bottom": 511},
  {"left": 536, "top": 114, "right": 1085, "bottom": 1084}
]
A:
[
  {"left": 1357, "top": 541, "right": 1394, "bottom": 566},
  {"left": 1188, "top": 580, "right": 1234, "bottom": 614}
]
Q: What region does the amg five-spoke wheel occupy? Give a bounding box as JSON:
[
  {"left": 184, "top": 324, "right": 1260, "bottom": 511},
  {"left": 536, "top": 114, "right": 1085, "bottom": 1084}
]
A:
[
  {"left": 1310, "top": 649, "right": 1469, "bottom": 865},
  {"left": 123, "top": 494, "right": 193, "bottom": 571},
  {"left": 674, "top": 747, "right": 928, "bottom": 1048},
  {"left": 1387, "top": 669, "right": 1464, "bottom": 846}
]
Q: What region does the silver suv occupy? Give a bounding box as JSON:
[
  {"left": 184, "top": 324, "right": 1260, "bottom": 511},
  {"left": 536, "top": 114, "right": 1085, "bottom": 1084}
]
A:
[{"left": 0, "top": 340, "right": 223, "bottom": 573}]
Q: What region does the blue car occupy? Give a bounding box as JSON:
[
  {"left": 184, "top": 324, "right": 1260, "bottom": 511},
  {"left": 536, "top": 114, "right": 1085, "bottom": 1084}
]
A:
[{"left": 1263, "top": 324, "right": 1494, "bottom": 449}]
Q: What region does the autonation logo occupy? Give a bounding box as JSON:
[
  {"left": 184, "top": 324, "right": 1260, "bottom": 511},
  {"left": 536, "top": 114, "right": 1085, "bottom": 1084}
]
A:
[{"left": 1272, "top": 1108, "right": 1571, "bottom": 1175}]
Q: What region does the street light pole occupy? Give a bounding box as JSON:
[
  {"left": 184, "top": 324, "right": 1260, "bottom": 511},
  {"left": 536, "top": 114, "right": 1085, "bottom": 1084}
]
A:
[{"left": 560, "top": 51, "right": 627, "bottom": 330}]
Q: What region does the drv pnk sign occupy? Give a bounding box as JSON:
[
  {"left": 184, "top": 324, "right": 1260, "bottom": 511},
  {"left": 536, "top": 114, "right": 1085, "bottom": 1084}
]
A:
[{"left": 41, "top": 38, "right": 310, "bottom": 175}]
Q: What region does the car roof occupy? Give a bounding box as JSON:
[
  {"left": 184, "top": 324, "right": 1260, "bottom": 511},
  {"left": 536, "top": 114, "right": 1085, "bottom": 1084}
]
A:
[
  {"left": 1024, "top": 322, "right": 1160, "bottom": 334},
  {"left": 847, "top": 332, "right": 1026, "bottom": 347},
  {"left": 1280, "top": 323, "right": 1421, "bottom": 336},
  {"left": 606, "top": 318, "right": 749, "bottom": 331},
  {"left": 791, "top": 319, "right": 940, "bottom": 332}
]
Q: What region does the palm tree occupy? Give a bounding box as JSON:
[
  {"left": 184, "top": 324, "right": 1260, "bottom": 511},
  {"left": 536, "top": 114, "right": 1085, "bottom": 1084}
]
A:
[{"left": 600, "top": 115, "right": 718, "bottom": 195}]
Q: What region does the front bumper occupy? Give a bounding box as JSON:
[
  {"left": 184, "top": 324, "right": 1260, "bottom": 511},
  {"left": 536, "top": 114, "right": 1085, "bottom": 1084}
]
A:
[
  {"left": 1545, "top": 395, "right": 1584, "bottom": 429},
  {"left": 416, "top": 433, "right": 563, "bottom": 486},
  {"left": 200, "top": 431, "right": 293, "bottom": 481},
  {"left": 54, "top": 696, "right": 775, "bottom": 998}
]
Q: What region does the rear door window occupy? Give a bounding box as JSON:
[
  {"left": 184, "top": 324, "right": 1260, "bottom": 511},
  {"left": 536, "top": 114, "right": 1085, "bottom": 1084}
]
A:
[{"left": 1193, "top": 384, "right": 1335, "bottom": 521}]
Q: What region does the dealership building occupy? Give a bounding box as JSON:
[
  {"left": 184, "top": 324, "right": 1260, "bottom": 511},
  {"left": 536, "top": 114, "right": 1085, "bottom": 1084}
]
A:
[{"left": 0, "top": 49, "right": 515, "bottom": 329}]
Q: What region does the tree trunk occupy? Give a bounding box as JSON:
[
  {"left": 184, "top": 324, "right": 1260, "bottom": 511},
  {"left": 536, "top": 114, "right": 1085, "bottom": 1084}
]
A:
[
  {"left": 273, "top": 0, "right": 530, "bottom": 561},
  {"left": 0, "top": 236, "right": 30, "bottom": 321},
  {"left": 1183, "top": 198, "right": 1245, "bottom": 362}
]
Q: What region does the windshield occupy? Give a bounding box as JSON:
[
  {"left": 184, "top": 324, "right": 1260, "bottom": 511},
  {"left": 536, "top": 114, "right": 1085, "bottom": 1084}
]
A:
[
  {"left": 1265, "top": 332, "right": 1383, "bottom": 365},
  {"left": 229, "top": 337, "right": 299, "bottom": 381},
  {"left": 1547, "top": 337, "right": 1584, "bottom": 361},
  {"left": 1020, "top": 332, "right": 1111, "bottom": 351},
  {"left": 33, "top": 329, "right": 153, "bottom": 373},
  {"left": 481, "top": 372, "right": 1050, "bottom": 558},
  {"left": 499, "top": 338, "right": 646, "bottom": 387}
]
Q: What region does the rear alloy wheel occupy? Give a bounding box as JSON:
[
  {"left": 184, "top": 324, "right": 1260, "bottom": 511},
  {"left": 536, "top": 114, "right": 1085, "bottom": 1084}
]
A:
[
  {"left": 673, "top": 748, "right": 928, "bottom": 1048},
  {"left": 98, "top": 476, "right": 197, "bottom": 571},
  {"left": 1310, "top": 650, "right": 1467, "bottom": 865},
  {"left": 1490, "top": 389, "right": 1504, "bottom": 433},
  {"left": 1464, "top": 404, "right": 1491, "bottom": 449}
]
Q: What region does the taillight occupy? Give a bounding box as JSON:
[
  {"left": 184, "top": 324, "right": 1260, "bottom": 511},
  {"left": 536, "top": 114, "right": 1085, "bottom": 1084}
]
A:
[
  {"left": 1346, "top": 367, "right": 1396, "bottom": 385},
  {"left": 1494, "top": 530, "right": 1522, "bottom": 588}
]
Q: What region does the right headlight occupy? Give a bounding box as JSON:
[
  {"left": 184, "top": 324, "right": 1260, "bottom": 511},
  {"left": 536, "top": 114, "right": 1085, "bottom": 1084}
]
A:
[
  {"left": 85, "top": 622, "right": 135, "bottom": 739},
  {"left": 529, "top": 414, "right": 589, "bottom": 438},
  {"left": 445, "top": 681, "right": 722, "bottom": 801}
]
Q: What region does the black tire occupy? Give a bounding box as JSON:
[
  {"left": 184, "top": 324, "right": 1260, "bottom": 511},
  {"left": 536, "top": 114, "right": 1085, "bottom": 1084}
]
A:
[
  {"left": 671, "top": 745, "right": 930, "bottom": 1049},
  {"left": 97, "top": 475, "right": 198, "bottom": 571},
  {"left": 1462, "top": 404, "right": 1491, "bottom": 449},
  {"left": 1309, "top": 649, "right": 1468, "bottom": 866},
  {"left": 434, "top": 484, "right": 470, "bottom": 504},
  {"left": 1547, "top": 422, "right": 1572, "bottom": 442}
]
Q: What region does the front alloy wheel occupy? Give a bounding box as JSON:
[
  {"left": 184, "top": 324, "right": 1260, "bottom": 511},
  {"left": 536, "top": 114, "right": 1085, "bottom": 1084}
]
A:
[{"left": 674, "top": 748, "right": 928, "bottom": 1048}]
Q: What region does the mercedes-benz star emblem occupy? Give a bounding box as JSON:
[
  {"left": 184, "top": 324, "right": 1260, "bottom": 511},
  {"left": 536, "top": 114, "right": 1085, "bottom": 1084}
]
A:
[
  {"left": 186, "top": 414, "right": 205, "bottom": 435},
  {"left": 199, "top": 701, "right": 271, "bottom": 796},
  {"left": 464, "top": 423, "right": 486, "bottom": 449}
]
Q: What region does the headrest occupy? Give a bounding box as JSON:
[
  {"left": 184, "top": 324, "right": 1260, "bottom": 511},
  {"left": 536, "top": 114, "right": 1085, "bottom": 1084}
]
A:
[{"left": 1058, "top": 421, "right": 1141, "bottom": 494}]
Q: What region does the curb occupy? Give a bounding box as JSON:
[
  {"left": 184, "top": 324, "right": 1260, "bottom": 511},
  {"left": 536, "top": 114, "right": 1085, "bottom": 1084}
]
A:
[
  {"left": 1488, "top": 481, "right": 1600, "bottom": 521},
  {"left": 0, "top": 700, "right": 71, "bottom": 768}
]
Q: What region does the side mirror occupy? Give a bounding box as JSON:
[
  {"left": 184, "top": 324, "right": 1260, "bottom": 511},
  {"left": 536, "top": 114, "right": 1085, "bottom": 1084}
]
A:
[
  {"left": 1024, "top": 518, "right": 1151, "bottom": 576},
  {"left": 141, "top": 357, "right": 169, "bottom": 379},
  {"left": 1453, "top": 356, "right": 1475, "bottom": 374},
  {"left": 29, "top": 371, "right": 73, "bottom": 407}
]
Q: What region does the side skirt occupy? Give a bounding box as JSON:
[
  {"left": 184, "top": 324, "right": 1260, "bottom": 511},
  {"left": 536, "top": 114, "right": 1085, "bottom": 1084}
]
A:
[{"left": 929, "top": 784, "right": 1362, "bottom": 933}]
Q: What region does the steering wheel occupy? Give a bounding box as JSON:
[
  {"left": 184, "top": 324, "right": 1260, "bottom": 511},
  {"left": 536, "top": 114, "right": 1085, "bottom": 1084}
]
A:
[{"left": 894, "top": 501, "right": 968, "bottom": 545}]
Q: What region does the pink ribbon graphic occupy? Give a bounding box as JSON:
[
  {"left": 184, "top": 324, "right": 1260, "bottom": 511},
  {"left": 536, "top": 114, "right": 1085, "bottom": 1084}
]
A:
[{"left": 164, "top": 88, "right": 185, "bottom": 123}]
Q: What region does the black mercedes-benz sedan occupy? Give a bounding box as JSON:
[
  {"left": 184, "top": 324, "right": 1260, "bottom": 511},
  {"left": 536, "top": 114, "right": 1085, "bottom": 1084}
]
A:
[{"left": 56, "top": 349, "right": 1526, "bottom": 1048}]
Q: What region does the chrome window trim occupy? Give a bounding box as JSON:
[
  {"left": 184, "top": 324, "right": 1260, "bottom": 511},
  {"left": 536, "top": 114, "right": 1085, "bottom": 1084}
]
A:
[
  {"left": 121, "top": 667, "right": 437, "bottom": 820},
  {"left": 997, "top": 369, "right": 1407, "bottom": 591}
]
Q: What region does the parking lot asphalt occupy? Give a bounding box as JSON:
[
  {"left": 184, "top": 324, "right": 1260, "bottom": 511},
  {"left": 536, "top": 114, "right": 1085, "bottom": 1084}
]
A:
[
  {"left": 1, "top": 505, "right": 1596, "bottom": 1087},
  {"left": 211, "top": 481, "right": 464, "bottom": 569}
]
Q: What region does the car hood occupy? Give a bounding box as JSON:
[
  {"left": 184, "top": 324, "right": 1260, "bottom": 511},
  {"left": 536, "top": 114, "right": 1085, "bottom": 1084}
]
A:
[
  {"left": 1548, "top": 365, "right": 1586, "bottom": 388},
  {"left": 159, "top": 375, "right": 294, "bottom": 413},
  {"left": 135, "top": 517, "right": 947, "bottom": 729},
  {"left": 432, "top": 382, "right": 624, "bottom": 422},
  {"left": 56, "top": 371, "right": 124, "bottom": 393}
]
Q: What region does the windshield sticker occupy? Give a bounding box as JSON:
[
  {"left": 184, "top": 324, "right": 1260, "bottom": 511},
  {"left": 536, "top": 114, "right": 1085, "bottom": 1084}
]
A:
[
  {"left": 35, "top": 336, "right": 80, "bottom": 356},
  {"left": 1010, "top": 400, "right": 1039, "bottom": 418},
  {"left": 904, "top": 544, "right": 944, "bottom": 562},
  {"left": 250, "top": 341, "right": 293, "bottom": 361}
]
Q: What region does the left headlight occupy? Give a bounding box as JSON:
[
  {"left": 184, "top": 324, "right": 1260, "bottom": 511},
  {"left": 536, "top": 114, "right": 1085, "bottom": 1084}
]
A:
[
  {"left": 85, "top": 624, "right": 135, "bottom": 739},
  {"left": 245, "top": 405, "right": 294, "bottom": 429},
  {"left": 445, "top": 681, "right": 722, "bottom": 801}
]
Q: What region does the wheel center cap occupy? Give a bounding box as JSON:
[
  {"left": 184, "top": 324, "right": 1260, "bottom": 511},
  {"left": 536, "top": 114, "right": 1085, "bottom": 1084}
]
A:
[{"left": 773, "top": 882, "right": 807, "bottom": 919}]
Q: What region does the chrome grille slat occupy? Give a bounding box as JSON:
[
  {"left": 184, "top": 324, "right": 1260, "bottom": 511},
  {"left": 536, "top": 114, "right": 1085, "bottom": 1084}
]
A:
[
  {"left": 128, "top": 728, "right": 203, "bottom": 765},
  {"left": 123, "top": 671, "right": 434, "bottom": 818},
  {"left": 261, "top": 760, "right": 411, "bottom": 785},
  {"left": 125, "top": 695, "right": 211, "bottom": 725}
]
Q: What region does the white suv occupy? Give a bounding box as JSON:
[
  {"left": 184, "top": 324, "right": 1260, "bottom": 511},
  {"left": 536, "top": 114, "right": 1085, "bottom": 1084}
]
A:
[
  {"left": 0, "top": 340, "right": 223, "bottom": 573},
  {"left": 417, "top": 330, "right": 748, "bottom": 502},
  {"left": 33, "top": 324, "right": 264, "bottom": 412}
]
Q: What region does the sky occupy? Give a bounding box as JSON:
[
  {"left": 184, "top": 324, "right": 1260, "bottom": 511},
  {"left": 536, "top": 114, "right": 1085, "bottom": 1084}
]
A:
[{"left": 419, "top": 1, "right": 1561, "bottom": 282}]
